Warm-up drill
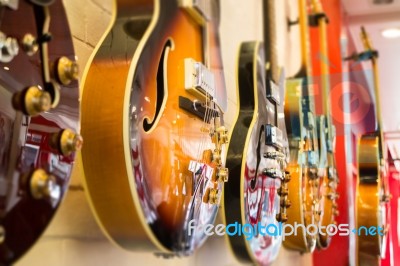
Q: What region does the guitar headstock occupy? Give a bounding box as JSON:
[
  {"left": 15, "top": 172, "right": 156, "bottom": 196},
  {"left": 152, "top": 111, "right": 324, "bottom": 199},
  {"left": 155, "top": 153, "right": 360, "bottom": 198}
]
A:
[{"left": 0, "top": 0, "right": 80, "bottom": 263}]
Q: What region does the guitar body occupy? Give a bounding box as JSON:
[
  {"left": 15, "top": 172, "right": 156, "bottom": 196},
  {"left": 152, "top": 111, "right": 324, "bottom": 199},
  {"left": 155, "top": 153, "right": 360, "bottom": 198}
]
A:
[
  {"left": 282, "top": 78, "right": 319, "bottom": 252},
  {"left": 222, "top": 41, "right": 288, "bottom": 266},
  {"left": 356, "top": 135, "right": 388, "bottom": 265},
  {"left": 316, "top": 115, "right": 338, "bottom": 248},
  {"left": 81, "top": 0, "right": 227, "bottom": 254},
  {"left": 0, "top": 0, "right": 79, "bottom": 263}
]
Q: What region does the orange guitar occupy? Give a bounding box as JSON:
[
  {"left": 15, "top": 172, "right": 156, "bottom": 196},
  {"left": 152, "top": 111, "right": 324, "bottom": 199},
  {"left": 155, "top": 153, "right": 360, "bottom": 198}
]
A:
[
  {"left": 346, "top": 27, "right": 391, "bottom": 266},
  {"left": 0, "top": 0, "right": 80, "bottom": 264},
  {"left": 81, "top": 0, "right": 228, "bottom": 255}
]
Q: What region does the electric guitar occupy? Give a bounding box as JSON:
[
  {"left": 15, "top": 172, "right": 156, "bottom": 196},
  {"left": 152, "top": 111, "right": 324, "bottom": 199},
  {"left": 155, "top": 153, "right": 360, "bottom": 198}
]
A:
[
  {"left": 348, "top": 27, "right": 391, "bottom": 266},
  {"left": 221, "top": 0, "right": 290, "bottom": 264},
  {"left": 0, "top": 0, "right": 80, "bottom": 264},
  {"left": 282, "top": 0, "right": 321, "bottom": 252},
  {"left": 81, "top": 0, "right": 228, "bottom": 255},
  {"left": 309, "top": 0, "right": 339, "bottom": 249}
]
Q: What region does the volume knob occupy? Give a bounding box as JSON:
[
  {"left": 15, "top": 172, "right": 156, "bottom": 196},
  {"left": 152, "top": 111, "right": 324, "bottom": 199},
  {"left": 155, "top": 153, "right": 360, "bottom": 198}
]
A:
[
  {"left": 55, "top": 56, "right": 79, "bottom": 85},
  {"left": 29, "top": 169, "right": 60, "bottom": 204},
  {"left": 50, "top": 129, "right": 83, "bottom": 156},
  {"left": 12, "top": 86, "right": 51, "bottom": 116}
]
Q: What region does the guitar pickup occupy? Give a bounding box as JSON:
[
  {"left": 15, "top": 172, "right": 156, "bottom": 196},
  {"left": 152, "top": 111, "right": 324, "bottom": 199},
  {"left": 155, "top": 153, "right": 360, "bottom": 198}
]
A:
[
  {"left": 179, "top": 96, "right": 219, "bottom": 123},
  {"left": 265, "top": 124, "right": 283, "bottom": 149},
  {"left": 184, "top": 58, "right": 215, "bottom": 99},
  {"left": 266, "top": 79, "right": 280, "bottom": 105}
]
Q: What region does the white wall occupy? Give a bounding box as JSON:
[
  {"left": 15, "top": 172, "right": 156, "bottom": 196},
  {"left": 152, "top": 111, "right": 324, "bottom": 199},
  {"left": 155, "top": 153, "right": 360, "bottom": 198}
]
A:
[{"left": 16, "top": 0, "right": 310, "bottom": 265}]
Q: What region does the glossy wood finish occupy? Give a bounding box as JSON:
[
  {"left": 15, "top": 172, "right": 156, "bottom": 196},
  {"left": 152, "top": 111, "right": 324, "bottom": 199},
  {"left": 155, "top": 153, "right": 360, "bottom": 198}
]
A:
[
  {"left": 81, "top": 0, "right": 227, "bottom": 255},
  {"left": 0, "top": 1, "right": 79, "bottom": 264},
  {"left": 309, "top": 0, "right": 339, "bottom": 249},
  {"left": 222, "top": 41, "right": 286, "bottom": 266},
  {"left": 282, "top": 0, "right": 320, "bottom": 253}
]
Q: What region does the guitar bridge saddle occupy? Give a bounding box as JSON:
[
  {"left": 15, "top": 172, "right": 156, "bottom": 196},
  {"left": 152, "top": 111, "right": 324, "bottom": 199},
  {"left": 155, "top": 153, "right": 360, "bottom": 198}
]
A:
[{"left": 184, "top": 58, "right": 215, "bottom": 100}]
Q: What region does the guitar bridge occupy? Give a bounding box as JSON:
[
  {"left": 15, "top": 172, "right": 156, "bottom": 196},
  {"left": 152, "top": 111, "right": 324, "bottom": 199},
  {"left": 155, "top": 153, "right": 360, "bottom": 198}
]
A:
[{"left": 178, "top": 96, "right": 219, "bottom": 123}]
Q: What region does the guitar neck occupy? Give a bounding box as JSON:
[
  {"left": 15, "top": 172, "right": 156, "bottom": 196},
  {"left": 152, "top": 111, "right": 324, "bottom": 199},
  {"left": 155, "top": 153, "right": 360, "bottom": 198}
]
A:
[
  {"left": 263, "top": 0, "right": 279, "bottom": 83},
  {"left": 311, "top": 0, "right": 333, "bottom": 136},
  {"left": 297, "top": 0, "right": 313, "bottom": 80},
  {"left": 360, "top": 27, "right": 385, "bottom": 157}
]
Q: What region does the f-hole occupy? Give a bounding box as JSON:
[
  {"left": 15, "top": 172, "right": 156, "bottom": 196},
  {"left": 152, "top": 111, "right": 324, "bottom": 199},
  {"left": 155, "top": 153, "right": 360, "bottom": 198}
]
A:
[
  {"left": 143, "top": 40, "right": 172, "bottom": 132},
  {"left": 251, "top": 125, "right": 265, "bottom": 190}
]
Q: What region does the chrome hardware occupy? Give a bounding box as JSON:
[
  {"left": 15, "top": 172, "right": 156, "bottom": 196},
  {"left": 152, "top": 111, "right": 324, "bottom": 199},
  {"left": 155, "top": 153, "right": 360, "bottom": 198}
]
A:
[
  {"left": 265, "top": 124, "right": 283, "bottom": 149},
  {"left": 263, "top": 151, "right": 285, "bottom": 160},
  {"left": 50, "top": 129, "right": 83, "bottom": 156},
  {"left": 0, "top": 32, "right": 19, "bottom": 63},
  {"left": 212, "top": 149, "right": 222, "bottom": 165},
  {"left": 327, "top": 192, "right": 339, "bottom": 201},
  {"left": 216, "top": 126, "right": 229, "bottom": 144},
  {"left": 29, "top": 169, "right": 61, "bottom": 204},
  {"left": 0, "top": 225, "right": 4, "bottom": 244},
  {"left": 280, "top": 198, "right": 291, "bottom": 208},
  {"left": 203, "top": 187, "right": 219, "bottom": 205},
  {"left": 216, "top": 167, "right": 228, "bottom": 182},
  {"left": 266, "top": 79, "right": 281, "bottom": 105},
  {"left": 276, "top": 212, "right": 288, "bottom": 223},
  {"left": 263, "top": 168, "right": 283, "bottom": 179},
  {"left": 277, "top": 187, "right": 288, "bottom": 196},
  {"left": 21, "top": 33, "right": 39, "bottom": 56},
  {"left": 12, "top": 86, "right": 51, "bottom": 116},
  {"left": 55, "top": 56, "right": 79, "bottom": 85},
  {"left": 184, "top": 58, "right": 215, "bottom": 99}
]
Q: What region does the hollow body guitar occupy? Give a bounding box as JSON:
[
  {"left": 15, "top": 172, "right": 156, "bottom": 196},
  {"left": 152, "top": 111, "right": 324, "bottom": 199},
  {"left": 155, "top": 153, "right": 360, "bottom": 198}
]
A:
[
  {"left": 309, "top": 0, "right": 339, "bottom": 249},
  {"left": 81, "top": 0, "right": 228, "bottom": 255},
  {"left": 222, "top": 40, "right": 289, "bottom": 265},
  {"left": 351, "top": 27, "right": 391, "bottom": 266},
  {"left": 282, "top": 0, "right": 321, "bottom": 252},
  {"left": 0, "top": 0, "right": 80, "bottom": 264}
]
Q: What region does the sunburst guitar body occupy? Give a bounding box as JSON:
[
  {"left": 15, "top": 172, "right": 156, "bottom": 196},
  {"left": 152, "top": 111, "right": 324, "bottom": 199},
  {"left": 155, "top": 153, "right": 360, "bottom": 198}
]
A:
[
  {"left": 0, "top": 0, "right": 80, "bottom": 264},
  {"left": 81, "top": 0, "right": 228, "bottom": 255}
]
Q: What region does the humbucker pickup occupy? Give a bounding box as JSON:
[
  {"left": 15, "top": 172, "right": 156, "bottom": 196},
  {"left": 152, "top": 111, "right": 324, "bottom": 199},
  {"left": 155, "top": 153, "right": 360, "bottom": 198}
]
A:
[
  {"left": 265, "top": 124, "right": 283, "bottom": 149},
  {"left": 178, "top": 96, "right": 219, "bottom": 123},
  {"left": 266, "top": 79, "right": 280, "bottom": 105},
  {"left": 184, "top": 58, "right": 215, "bottom": 99}
]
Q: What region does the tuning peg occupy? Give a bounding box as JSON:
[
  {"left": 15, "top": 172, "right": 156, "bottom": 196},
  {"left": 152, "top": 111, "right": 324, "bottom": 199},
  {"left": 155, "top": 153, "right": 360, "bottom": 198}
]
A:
[
  {"left": 50, "top": 129, "right": 83, "bottom": 156},
  {"left": 0, "top": 31, "right": 19, "bottom": 63},
  {"left": 203, "top": 188, "right": 219, "bottom": 205},
  {"left": 333, "top": 209, "right": 339, "bottom": 216},
  {"left": 12, "top": 86, "right": 51, "bottom": 116},
  {"left": 381, "top": 194, "right": 392, "bottom": 203},
  {"left": 216, "top": 126, "right": 229, "bottom": 144},
  {"left": 212, "top": 149, "right": 222, "bottom": 165}
]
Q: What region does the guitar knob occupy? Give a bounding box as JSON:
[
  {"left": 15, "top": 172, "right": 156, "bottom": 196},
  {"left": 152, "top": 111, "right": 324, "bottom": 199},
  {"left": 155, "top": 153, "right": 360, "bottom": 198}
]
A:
[
  {"left": 203, "top": 188, "right": 219, "bottom": 205},
  {"left": 0, "top": 31, "right": 19, "bottom": 63},
  {"left": 12, "top": 86, "right": 51, "bottom": 116},
  {"left": 29, "top": 168, "right": 61, "bottom": 203},
  {"left": 217, "top": 167, "right": 228, "bottom": 182},
  {"left": 216, "top": 126, "right": 229, "bottom": 144},
  {"left": 50, "top": 129, "right": 83, "bottom": 156},
  {"left": 277, "top": 187, "right": 288, "bottom": 196},
  {"left": 276, "top": 212, "right": 288, "bottom": 223},
  {"left": 21, "top": 33, "right": 39, "bottom": 56},
  {"left": 281, "top": 198, "right": 291, "bottom": 208},
  {"left": 55, "top": 56, "right": 79, "bottom": 85}
]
